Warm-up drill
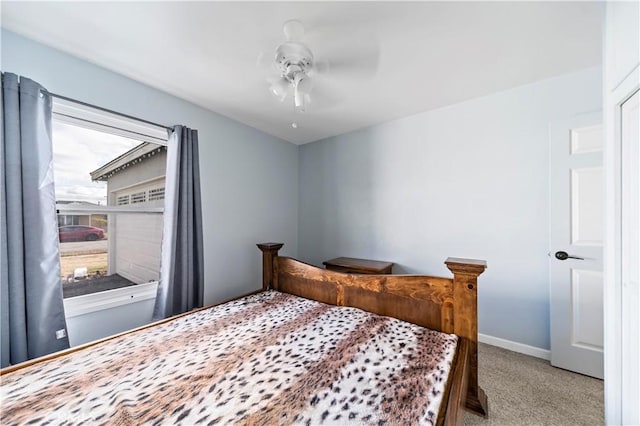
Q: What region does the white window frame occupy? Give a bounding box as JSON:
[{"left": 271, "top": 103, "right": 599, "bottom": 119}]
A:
[
  {"left": 53, "top": 99, "right": 168, "bottom": 316},
  {"left": 63, "top": 282, "right": 159, "bottom": 318},
  {"left": 53, "top": 98, "right": 168, "bottom": 146}
]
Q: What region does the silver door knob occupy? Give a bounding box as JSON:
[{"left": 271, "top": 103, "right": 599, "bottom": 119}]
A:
[{"left": 555, "top": 251, "right": 584, "bottom": 261}]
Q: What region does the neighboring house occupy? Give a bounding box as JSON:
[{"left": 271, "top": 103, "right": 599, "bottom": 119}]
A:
[
  {"left": 90, "top": 143, "right": 167, "bottom": 285},
  {"left": 56, "top": 200, "right": 107, "bottom": 230}
]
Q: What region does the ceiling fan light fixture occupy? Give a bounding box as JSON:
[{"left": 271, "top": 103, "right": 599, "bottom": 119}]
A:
[
  {"left": 269, "top": 78, "right": 289, "bottom": 101},
  {"left": 294, "top": 88, "right": 305, "bottom": 112},
  {"left": 283, "top": 20, "right": 305, "bottom": 41},
  {"left": 294, "top": 75, "right": 312, "bottom": 112},
  {"left": 296, "top": 76, "right": 313, "bottom": 95}
]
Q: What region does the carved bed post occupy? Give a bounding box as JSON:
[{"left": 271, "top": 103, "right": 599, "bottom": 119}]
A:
[
  {"left": 445, "top": 257, "right": 488, "bottom": 418},
  {"left": 257, "top": 243, "right": 284, "bottom": 290}
]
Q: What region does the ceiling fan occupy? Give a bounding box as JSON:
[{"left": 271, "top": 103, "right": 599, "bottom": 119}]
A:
[{"left": 260, "top": 20, "right": 380, "bottom": 117}]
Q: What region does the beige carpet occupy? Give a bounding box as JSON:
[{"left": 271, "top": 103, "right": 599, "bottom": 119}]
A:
[{"left": 463, "top": 343, "right": 604, "bottom": 426}]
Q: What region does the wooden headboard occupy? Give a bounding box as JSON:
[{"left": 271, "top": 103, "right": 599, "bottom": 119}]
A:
[{"left": 257, "top": 242, "right": 488, "bottom": 418}]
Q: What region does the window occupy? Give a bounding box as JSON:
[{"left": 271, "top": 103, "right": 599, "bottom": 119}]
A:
[
  {"left": 130, "top": 192, "right": 146, "bottom": 204},
  {"left": 57, "top": 214, "right": 80, "bottom": 226},
  {"left": 148, "top": 187, "right": 165, "bottom": 201},
  {"left": 52, "top": 100, "right": 168, "bottom": 300}
]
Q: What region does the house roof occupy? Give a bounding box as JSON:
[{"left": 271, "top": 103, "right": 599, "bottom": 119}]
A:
[
  {"left": 55, "top": 200, "right": 101, "bottom": 215},
  {"left": 90, "top": 143, "right": 166, "bottom": 182},
  {"left": 56, "top": 200, "right": 101, "bottom": 206}
]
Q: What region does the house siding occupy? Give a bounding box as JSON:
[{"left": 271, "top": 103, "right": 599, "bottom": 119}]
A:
[{"left": 105, "top": 150, "right": 166, "bottom": 283}]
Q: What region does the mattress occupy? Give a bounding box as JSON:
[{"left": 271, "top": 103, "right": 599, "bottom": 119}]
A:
[{"left": 1, "top": 290, "right": 458, "bottom": 425}]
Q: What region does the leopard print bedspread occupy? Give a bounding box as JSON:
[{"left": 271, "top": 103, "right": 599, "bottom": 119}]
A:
[{"left": 1, "top": 291, "right": 458, "bottom": 425}]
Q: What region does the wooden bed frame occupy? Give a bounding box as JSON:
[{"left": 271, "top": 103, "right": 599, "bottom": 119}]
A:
[
  {"left": 1, "top": 242, "right": 487, "bottom": 426},
  {"left": 258, "top": 243, "right": 488, "bottom": 425}
]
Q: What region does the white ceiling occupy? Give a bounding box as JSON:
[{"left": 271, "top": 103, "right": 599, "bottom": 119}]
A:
[{"left": 1, "top": 1, "right": 602, "bottom": 144}]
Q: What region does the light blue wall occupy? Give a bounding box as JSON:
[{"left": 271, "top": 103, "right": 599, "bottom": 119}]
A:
[
  {"left": 1, "top": 30, "right": 298, "bottom": 339},
  {"left": 299, "top": 66, "right": 602, "bottom": 350},
  {"left": 2, "top": 28, "right": 604, "bottom": 351}
]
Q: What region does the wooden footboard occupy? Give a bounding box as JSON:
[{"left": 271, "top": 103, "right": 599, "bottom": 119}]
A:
[
  {"left": 441, "top": 338, "right": 470, "bottom": 425},
  {"left": 257, "top": 243, "right": 488, "bottom": 421}
]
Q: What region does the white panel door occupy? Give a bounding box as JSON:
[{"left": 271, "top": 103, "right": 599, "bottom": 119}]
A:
[{"left": 550, "top": 112, "right": 604, "bottom": 379}]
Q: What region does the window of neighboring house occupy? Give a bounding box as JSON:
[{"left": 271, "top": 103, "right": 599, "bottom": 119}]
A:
[
  {"left": 130, "top": 191, "right": 146, "bottom": 204},
  {"left": 148, "top": 187, "right": 165, "bottom": 201},
  {"left": 57, "top": 214, "right": 80, "bottom": 226},
  {"left": 52, "top": 99, "right": 168, "bottom": 301}
]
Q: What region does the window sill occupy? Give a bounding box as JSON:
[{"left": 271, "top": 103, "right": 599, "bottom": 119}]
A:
[{"left": 63, "top": 281, "right": 158, "bottom": 318}]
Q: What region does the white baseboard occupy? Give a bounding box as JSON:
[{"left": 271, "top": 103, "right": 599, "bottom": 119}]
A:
[{"left": 478, "top": 333, "right": 551, "bottom": 361}]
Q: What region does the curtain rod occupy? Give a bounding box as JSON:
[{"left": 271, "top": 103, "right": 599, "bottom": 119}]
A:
[{"left": 41, "top": 89, "right": 173, "bottom": 132}]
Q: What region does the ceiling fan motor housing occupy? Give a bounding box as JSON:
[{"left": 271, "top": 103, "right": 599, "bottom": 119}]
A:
[{"left": 275, "top": 41, "right": 314, "bottom": 82}]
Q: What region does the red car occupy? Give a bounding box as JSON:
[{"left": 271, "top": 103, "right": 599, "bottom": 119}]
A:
[{"left": 58, "top": 225, "right": 105, "bottom": 242}]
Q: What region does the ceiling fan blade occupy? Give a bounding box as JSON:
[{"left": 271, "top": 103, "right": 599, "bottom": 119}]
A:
[
  {"left": 313, "top": 59, "right": 331, "bottom": 75},
  {"left": 315, "top": 42, "right": 380, "bottom": 81},
  {"left": 257, "top": 50, "right": 278, "bottom": 72},
  {"left": 306, "top": 24, "right": 380, "bottom": 80},
  {"left": 302, "top": 77, "right": 344, "bottom": 111},
  {"left": 265, "top": 74, "right": 283, "bottom": 84},
  {"left": 326, "top": 54, "right": 380, "bottom": 79}
]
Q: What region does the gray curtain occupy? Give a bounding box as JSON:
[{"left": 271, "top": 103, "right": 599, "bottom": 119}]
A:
[
  {"left": 1, "top": 73, "right": 70, "bottom": 367},
  {"left": 153, "top": 126, "right": 204, "bottom": 319}
]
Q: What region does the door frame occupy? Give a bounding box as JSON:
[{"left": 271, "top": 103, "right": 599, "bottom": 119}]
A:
[{"left": 604, "top": 65, "right": 639, "bottom": 424}]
